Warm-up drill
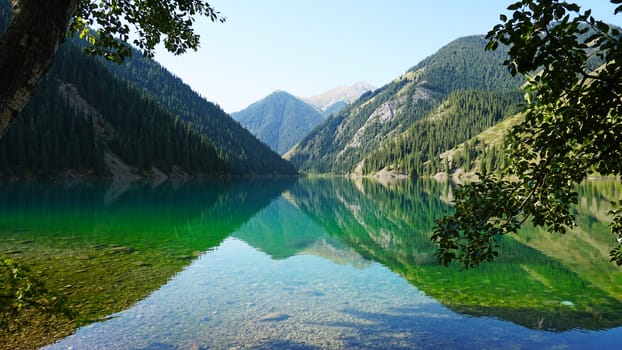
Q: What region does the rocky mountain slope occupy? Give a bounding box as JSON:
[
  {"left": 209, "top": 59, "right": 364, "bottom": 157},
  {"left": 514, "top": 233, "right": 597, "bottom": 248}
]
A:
[{"left": 285, "top": 36, "right": 523, "bottom": 175}]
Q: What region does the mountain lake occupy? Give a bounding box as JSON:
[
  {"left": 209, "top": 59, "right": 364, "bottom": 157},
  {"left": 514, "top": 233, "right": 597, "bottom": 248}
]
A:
[{"left": 1, "top": 177, "right": 622, "bottom": 349}]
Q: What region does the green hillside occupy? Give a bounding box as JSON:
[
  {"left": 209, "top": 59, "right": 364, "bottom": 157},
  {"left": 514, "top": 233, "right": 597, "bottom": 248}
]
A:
[
  {"left": 231, "top": 91, "right": 324, "bottom": 155},
  {"left": 285, "top": 36, "right": 523, "bottom": 175},
  {"left": 0, "top": 42, "right": 227, "bottom": 178},
  {"left": 99, "top": 48, "right": 296, "bottom": 175}
]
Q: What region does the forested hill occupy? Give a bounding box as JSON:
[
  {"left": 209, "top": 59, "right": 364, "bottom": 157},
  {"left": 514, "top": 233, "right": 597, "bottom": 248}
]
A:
[
  {"left": 97, "top": 46, "right": 295, "bottom": 174},
  {"left": 231, "top": 91, "right": 325, "bottom": 155},
  {"left": 0, "top": 42, "right": 229, "bottom": 178},
  {"left": 0, "top": 2, "right": 295, "bottom": 178},
  {"left": 285, "top": 36, "right": 524, "bottom": 175}
]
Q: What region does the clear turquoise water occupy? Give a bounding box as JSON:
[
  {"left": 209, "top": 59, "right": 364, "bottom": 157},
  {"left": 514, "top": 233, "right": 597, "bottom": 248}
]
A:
[{"left": 2, "top": 178, "right": 622, "bottom": 349}]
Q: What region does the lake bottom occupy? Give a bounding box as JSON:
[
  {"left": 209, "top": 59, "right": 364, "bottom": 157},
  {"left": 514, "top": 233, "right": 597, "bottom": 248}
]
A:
[{"left": 45, "top": 238, "right": 622, "bottom": 350}]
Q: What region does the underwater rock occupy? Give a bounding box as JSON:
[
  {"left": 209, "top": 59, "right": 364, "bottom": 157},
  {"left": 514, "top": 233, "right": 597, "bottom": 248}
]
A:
[
  {"left": 108, "top": 246, "right": 136, "bottom": 254},
  {"left": 260, "top": 312, "right": 290, "bottom": 322}
]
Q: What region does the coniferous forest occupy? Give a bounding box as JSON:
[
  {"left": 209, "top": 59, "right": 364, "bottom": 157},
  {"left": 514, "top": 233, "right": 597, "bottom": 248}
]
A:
[
  {"left": 361, "top": 89, "right": 523, "bottom": 176},
  {"left": 0, "top": 43, "right": 227, "bottom": 178},
  {"left": 95, "top": 44, "right": 296, "bottom": 175}
]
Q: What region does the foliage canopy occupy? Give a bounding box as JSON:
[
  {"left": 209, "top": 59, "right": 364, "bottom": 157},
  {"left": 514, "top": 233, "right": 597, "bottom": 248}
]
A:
[
  {"left": 432, "top": 0, "right": 622, "bottom": 268},
  {"left": 70, "top": 0, "right": 225, "bottom": 63}
]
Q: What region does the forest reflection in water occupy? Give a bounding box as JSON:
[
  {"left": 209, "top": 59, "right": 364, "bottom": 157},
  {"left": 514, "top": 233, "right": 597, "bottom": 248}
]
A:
[{"left": 288, "top": 177, "right": 622, "bottom": 331}]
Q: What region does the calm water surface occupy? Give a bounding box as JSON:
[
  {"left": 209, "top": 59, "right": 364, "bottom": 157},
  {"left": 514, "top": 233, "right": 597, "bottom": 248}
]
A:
[{"left": 2, "top": 178, "right": 622, "bottom": 349}]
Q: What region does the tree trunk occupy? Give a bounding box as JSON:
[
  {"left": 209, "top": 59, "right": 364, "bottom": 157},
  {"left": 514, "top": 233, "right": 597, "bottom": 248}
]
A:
[{"left": 0, "top": 0, "right": 76, "bottom": 137}]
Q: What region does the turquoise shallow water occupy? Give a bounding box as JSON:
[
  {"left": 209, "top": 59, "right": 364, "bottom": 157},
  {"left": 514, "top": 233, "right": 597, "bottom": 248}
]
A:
[
  {"left": 2, "top": 178, "right": 622, "bottom": 349},
  {"left": 45, "top": 235, "right": 622, "bottom": 349}
]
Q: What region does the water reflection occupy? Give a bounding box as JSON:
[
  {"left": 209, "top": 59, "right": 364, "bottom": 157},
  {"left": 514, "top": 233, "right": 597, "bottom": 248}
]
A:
[
  {"left": 0, "top": 178, "right": 294, "bottom": 348},
  {"left": 288, "top": 177, "right": 622, "bottom": 331},
  {"left": 4, "top": 177, "right": 622, "bottom": 349},
  {"left": 0, "top": 178, "right": 296, "bottom": 247},
  {"left": 45, "top": 177, "right": 622, "bottom": 349}
]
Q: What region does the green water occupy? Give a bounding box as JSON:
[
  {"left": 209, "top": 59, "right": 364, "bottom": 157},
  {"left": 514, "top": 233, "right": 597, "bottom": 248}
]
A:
[{"left": 1, "top": 178, "right": 621, "bottom": 349}]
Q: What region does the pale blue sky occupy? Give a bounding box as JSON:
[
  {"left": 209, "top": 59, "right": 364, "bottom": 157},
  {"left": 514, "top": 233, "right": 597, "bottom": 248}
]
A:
[{"left": 153, "top": 1, "right": 620, "bottom": 113}]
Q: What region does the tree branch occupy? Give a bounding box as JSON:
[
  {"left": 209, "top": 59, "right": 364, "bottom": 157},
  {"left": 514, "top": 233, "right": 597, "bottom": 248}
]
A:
[{"left": 0, "top": 0, "right": 77, "bottom": 137}]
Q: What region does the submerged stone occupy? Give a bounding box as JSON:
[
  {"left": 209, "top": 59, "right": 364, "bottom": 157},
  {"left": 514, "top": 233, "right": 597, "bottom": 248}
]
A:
[
  {"left": 307, "top": 290, "right": 325, "bottom": 297},
  {"left": 260, "top": 312, "right": 290, "bottom": 322},
  {"left": 108, "top": 246, "right": 136, "bottom": 254}
]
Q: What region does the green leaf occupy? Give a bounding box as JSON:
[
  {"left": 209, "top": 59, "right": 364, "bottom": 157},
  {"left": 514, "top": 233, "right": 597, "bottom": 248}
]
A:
[{"left": 508, "top": 2, "right": 524, "bottom": 11}]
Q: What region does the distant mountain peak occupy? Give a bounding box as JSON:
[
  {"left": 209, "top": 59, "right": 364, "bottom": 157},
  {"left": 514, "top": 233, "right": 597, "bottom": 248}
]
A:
[
  {"left": 231, "top": 91, "right": 325, "bottom": 155},
  {"left": 269, "top": 90, "right": 292, "bottom": 97},
  {"left": 302, "top": 82, "right": 375, "bottom": 112}
]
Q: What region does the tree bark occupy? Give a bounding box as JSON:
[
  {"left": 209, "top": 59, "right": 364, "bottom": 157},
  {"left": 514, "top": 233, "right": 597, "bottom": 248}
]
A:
[{"left": 0, "top": 0, "right": 76, "bottom": 137}]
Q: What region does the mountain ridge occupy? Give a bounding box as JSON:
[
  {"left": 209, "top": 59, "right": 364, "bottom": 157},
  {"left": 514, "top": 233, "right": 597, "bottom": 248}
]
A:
[
  {"left": 96, "top": 45, "right": 296, "bottom": 175},
  {"left": 231, "top": 90, "right": 325, "bottom": 155},
  {"left": 302, "top": 82, "right": 376, "bottom": 116},
  {"left": 285, "top": 35, "right": 524, "bottom": 175},
  {"left": 0, "top": 41, "right": 232, "bottom": 179}
]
